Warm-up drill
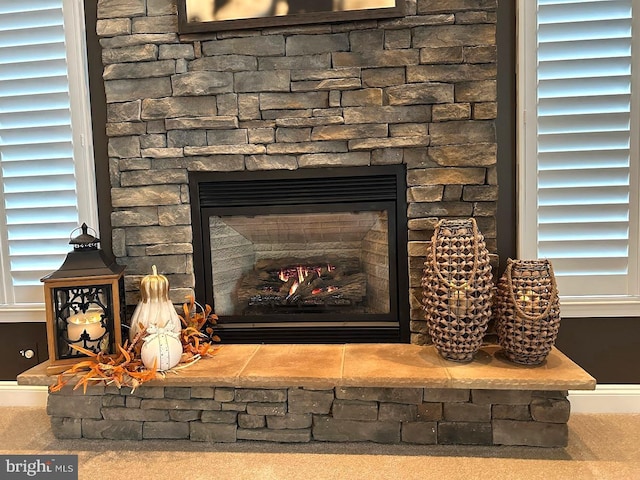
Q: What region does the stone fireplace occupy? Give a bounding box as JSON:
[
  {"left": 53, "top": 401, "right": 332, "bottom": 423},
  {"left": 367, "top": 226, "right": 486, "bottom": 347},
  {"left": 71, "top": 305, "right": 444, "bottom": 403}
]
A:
[
  {"left": 20, "top": 1, "right": 600, "bottom": 450},
  {"left": 101, "top": 0, "right": 498, "bottom": 345}
]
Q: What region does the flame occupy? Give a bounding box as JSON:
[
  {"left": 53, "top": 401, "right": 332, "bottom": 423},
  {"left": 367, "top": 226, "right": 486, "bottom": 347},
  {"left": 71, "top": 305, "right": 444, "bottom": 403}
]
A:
[
  {"left": 297, "top": 266, "right": 306, "bottom": 284},
  {"left": 278, "top": 263, "right": 337, "bottom": 297},
  {"left": 279, "top": 265, "right": 315, "bottom": 284}
]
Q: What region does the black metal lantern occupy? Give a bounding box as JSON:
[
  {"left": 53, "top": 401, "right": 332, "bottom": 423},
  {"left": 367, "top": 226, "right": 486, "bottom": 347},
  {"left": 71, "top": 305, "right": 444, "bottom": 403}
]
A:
[{"left": 41, "top": 224, "right": 125, "bottom": 375}]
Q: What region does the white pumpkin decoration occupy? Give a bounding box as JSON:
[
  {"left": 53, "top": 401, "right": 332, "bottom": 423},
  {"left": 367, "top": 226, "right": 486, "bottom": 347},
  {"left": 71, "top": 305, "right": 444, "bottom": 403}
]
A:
[
  {"left": 129, "top": 265, "right": 182, "bottom": 341},
  {"left": 140, "top": 326, "right": 183, "bottom": 371}
]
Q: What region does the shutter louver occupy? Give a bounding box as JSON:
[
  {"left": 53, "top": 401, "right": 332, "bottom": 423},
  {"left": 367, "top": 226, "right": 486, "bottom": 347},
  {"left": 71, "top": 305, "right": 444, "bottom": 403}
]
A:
[
  {"left": 0, "top": 0, "right": 80, "bottom": 304},
  {"left": 536, "top": 0, "right": 634, "bottom": 296}
]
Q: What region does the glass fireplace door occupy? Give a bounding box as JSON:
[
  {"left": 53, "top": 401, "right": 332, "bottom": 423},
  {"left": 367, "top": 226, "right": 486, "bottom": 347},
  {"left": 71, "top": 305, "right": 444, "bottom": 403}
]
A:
[{"left": 190, "top": 165, "right": 409, "bottom": 343}]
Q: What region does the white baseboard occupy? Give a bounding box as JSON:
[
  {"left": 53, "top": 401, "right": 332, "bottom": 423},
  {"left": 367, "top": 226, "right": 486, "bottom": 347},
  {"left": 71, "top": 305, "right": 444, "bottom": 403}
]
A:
[
  {"left": 569, "top": 385, "right": 640, "bottom": 413},
  {"left": 0, "top": 382, "right": 638, "bottom": 413},
  {"left": 0, "top": 382, "right": 47, "bottom": 407}
]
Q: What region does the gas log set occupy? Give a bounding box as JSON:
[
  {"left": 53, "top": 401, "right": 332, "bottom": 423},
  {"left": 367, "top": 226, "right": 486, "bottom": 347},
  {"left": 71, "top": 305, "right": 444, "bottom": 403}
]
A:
[{"left": 236, "top": 256, "right": 366, "bottom": 314}]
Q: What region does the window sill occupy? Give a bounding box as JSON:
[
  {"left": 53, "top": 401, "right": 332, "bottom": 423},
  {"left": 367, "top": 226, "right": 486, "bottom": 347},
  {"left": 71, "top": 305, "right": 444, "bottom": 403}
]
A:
[
  {"left": 0, "top": 306, "right": 46, "bottom": 323},
  {"left": 559, "top": 296, "right": 640, "bottom": 318}
]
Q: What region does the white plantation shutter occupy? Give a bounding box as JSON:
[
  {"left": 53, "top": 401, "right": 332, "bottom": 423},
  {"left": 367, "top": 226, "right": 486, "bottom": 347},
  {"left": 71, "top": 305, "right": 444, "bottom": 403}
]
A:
[
  {"left": 0, "top": 0, "right": 96, "bottom": 318},
  {"left": 520, "top": 0, "right": 639, "bottom": 309}
]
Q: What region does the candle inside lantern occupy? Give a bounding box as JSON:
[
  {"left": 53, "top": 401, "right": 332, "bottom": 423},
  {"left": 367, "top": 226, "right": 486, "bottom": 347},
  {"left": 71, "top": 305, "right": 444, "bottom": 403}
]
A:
[
  {"left": 448, "top": 287, "right": 470, "bottom": 316},
  {"left": 67, "top": 310, "right": 107, "bottom": 351},
  {"left": 518, "top": 289, "right": 538, "bottom": 313}
]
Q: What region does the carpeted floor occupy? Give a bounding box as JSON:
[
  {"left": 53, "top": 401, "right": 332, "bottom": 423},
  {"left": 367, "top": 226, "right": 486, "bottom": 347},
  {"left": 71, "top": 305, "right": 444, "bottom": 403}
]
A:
[{"left": 0, "top": 408, "right": 638, "bottom": 479}]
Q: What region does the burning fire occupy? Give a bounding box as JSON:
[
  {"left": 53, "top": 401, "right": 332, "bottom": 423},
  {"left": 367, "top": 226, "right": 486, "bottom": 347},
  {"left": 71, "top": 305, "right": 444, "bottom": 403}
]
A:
[{"left": 278, "top": 264, "right": 336, "bottom": 296}]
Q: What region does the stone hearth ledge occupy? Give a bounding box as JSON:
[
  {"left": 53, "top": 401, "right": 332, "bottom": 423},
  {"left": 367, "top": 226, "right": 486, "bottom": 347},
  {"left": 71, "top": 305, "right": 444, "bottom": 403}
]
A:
[
  {"left": 18, "top": 345, "right": 595, "bottom": 446},
  {"left": 18, "top": 344, "right": 595, "bottom": 391}
]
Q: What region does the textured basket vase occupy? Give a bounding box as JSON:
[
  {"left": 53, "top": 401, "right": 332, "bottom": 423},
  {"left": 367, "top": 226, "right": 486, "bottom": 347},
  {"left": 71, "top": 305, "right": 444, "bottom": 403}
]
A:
[
  {"left": 421, "top": 218, "right": 493, "bottom": 362},
  {"left": 494, "top": 259, "right": 561, "bottom": 365}
]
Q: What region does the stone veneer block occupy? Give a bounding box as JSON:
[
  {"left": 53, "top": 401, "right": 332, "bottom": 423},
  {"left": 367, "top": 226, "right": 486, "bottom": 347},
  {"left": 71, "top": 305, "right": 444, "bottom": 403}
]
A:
[
  {"left": 443, "top": 402, "right": 491, "bottom": 422},
  {"left": 424, "top": 388, "right": 470, "bottom": 403},
  {"left": 266, "top": 414, "right": 312, "bottom": 430},
  {"left": 493, "top": 420, "right": 569, "bottom": 447},
  {"left": 47, "top": 395, "right": 102, "bottom": 419},
  {"left": 342, "top": 344, "right": 450, "bottom": 388},
  {"left": 132, "top": 386, "right": 165, "bottom": 398},
  {"left": 378, "top": 403, "right": 417, "bottom": 422},
  {"left": 50, "top": 417, "right": 81, "bottom": 439},
  {"left": 438, "top": 422, "right": 493, "bottom": 445},
  {"left": 191, "top": 387, "right": 214, "bottom": 399},
  {"left": 235, "top": 389, "right": 287, "bottom": 403},
  {"left": 492, "top": 404, "right": 531, "bottom": 421},
  {"left": 416, "top": 402, "right": 443, "bottom": 421},
  {"left": 143, "top": 421, "right": 190, "bottom": 439},
  {"left": 288, "top": 389, "right": 334, "bottom": 415},
  {"left": 170, "top": 411, "right": 201, "bottom": 422},
  {"left": 102, "top": 407, "right": 169, "bottom": 422},
  {"left": 238, "top": 414, "right": 266, "bottom": 429},
  {"left": 246, "top": 403, "right": 287, "bottom": 416},
  {"left": 471, "top": 389, "right": 533, "bottom": 405},
  {"left": 332, "top": 399, "right": 378, "bottom": 421},
  {"left": 82, "top": 419, "right": 143, "bottom": 440},
  {"left": 164, "top": 387, "right": 191, "bottom": 399},
  {"left": 237, "top": 428, "right": 311, "bottom": 443},
  {"left": 402, "top": 422, "right": 437, "bottom": 444},
  {"left": 239, "top": 344, "right": 343, "bottom": 388},
  {"left": 312, "top": 417, "right": 401, "bottom": 444},
  {"left": 335, "top": 387, "right": 423, "bottom": 404},
  {"left": 201, "top": 411, "right": 238, "bottom": 424},
  {"left": 530, "top": 397, "right": 571, "bottom": 424},
  {"left": 190, "top": 423, "right": 237, "bottom": 443}
]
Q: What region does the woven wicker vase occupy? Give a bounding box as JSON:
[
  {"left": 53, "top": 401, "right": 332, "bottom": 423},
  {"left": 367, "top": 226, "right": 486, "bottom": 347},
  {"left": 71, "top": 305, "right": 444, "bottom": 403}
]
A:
[
  {"left": 421, "top": 218, "right": 493, "bottom": 362},
  {"left": 494, "top": 259, "right": 561, "bottom": 365}
]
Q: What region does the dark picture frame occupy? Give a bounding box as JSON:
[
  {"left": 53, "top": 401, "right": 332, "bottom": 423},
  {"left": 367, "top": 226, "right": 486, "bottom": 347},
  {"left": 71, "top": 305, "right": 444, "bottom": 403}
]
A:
[{"left": 177, "top": 0, "right": 404, "bottom": 34}]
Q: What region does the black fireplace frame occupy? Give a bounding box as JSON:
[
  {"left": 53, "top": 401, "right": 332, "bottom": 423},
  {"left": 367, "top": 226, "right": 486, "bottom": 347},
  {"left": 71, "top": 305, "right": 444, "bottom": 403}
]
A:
[{"left": 189, "top": 165, "right": 409, "bottom": 343}]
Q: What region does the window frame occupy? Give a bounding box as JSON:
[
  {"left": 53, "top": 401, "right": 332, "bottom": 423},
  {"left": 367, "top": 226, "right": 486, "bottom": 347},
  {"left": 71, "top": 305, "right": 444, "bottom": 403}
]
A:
[
  {"left": 0, "top": 0, "right": 98, "bottom": 323},
  {"left": 517, "top": 0, "right": 640, "bottom": 318}
]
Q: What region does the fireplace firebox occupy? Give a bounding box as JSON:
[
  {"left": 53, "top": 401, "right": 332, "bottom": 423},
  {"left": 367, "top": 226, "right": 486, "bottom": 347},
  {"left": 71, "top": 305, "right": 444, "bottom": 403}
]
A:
[{"left": 190, "top": 165, "right": 409, "bottom": 343}]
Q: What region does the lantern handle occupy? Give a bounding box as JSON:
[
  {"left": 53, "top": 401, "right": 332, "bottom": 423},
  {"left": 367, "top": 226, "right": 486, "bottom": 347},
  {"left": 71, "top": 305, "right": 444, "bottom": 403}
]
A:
[{"left": 69, "top": 223, "right": 100, "bottom": 246}]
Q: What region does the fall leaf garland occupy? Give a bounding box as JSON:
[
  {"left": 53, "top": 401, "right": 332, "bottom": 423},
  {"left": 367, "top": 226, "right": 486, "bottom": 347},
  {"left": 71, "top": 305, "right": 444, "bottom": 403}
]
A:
[
  {"left": 179, "top": 295, "right": 221, "bottom": 361},
  {"left": 49, "top": 296, "right": 220, "bottom": 393}
]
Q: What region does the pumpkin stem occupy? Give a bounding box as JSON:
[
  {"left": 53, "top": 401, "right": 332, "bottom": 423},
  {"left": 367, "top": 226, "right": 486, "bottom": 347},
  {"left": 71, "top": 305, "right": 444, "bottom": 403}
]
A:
[{"left": 151, "top": 265, "right": 158, "bottom": 275}]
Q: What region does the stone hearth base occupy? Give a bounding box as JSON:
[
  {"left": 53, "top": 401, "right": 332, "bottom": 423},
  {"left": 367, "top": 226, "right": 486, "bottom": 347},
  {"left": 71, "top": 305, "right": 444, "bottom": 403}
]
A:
[{"left": 18, "top": 344, "right": 595, "bottom": 447}]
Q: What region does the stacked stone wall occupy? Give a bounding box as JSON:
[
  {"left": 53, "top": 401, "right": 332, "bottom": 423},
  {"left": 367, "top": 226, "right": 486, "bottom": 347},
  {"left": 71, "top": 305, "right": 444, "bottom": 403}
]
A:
[
  {"left": 48, "top": 386, "right": 569, "bottom": 447},
  {"left": 97, "top": 0, "right": 498, "bottom": 344}
]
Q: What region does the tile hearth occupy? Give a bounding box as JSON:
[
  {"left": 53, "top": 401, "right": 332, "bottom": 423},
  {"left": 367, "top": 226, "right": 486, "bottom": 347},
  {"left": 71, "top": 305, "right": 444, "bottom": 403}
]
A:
[{"left": 19, "top": 344, "right": 595, "bottom": 447}]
